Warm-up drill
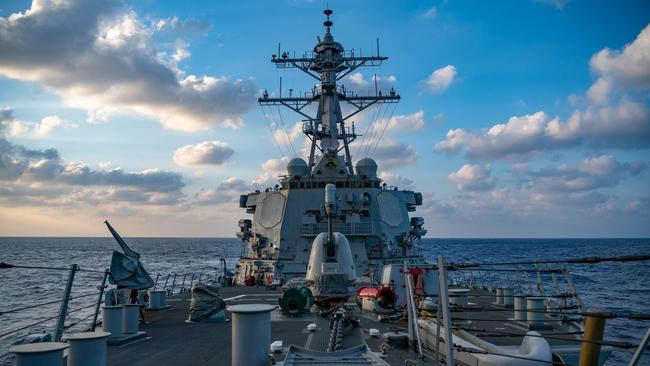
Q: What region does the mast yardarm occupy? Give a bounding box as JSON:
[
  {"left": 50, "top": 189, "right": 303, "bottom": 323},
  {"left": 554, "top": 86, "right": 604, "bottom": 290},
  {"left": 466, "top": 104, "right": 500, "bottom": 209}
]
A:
[{"left": 259, "top": 9, "right": 400, "bottom": 174}]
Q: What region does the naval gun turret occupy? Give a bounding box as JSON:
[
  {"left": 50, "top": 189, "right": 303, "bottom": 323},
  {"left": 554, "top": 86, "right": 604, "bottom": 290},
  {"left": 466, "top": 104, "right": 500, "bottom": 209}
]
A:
[{"left": 306, "top": 184, "right": 357, "bottom": 305}]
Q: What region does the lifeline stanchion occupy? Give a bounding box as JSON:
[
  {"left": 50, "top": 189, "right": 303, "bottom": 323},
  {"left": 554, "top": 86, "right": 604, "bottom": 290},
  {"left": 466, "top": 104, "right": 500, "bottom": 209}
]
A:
[
  {"left": 628, "top": 326, "right": 650, "bottom": 366},
  {"left": 437, "top": 255, "right": 455, "bottom": 366},
  {"left": 91, "top": 269, "right": 109, "bottom": 331},
  {"left": 53, "top": 264, "right": 78, "bottom": 341}
]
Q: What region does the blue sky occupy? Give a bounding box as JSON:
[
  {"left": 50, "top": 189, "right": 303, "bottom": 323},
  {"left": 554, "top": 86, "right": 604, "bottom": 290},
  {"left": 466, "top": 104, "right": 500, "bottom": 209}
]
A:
[{"left": 0, "top": 0, "right": 648, "bottom": 237}]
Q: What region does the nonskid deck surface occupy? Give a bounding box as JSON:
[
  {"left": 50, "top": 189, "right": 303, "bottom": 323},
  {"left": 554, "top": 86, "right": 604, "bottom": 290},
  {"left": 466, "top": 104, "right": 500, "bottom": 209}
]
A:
[
  {"left": 106, "top": 286, "right": 425, "bottom": 366},
  {"left": 107, "top": 286, "right": 580, "bottom": 365}
]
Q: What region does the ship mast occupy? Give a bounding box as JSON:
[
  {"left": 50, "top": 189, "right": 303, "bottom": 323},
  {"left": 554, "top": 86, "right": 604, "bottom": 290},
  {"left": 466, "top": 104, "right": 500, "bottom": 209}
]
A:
[{"left": 258, "top": 9, "right": 400, "bottom": 175}]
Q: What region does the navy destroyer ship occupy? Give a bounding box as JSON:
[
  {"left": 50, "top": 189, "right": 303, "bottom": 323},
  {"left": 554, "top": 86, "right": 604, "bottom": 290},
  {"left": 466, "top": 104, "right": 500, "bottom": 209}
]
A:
[
  {"left": 235, "top": 8, "right": 427, "bottom": 285},
  {"left": 2, "top": 8, "right": 649, "bottom": 366}
]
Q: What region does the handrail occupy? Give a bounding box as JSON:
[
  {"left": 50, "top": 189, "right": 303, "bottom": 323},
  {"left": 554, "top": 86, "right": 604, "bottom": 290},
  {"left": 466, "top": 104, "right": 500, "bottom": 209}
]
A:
[
  {"left": 0, "top": 292, "right": 98, "bottom": 316},
  {"left": 0, "top": 262, "right": 104, "bottom": 273},
  {"left": 0, "top": 302, "right": 98, "bottom": 339}
]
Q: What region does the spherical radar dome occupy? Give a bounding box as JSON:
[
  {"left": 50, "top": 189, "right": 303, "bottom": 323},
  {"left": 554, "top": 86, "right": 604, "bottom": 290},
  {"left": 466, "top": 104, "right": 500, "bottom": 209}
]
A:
[
  {"left": 287, "top": 158, "right": 309, "bottom": 176},
  {"left": 356, "top": 158, "right": 378, "bottom": 177}
]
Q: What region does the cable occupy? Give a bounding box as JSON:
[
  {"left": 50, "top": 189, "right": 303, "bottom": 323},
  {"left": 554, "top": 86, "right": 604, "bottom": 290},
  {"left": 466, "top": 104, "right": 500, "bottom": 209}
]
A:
[
  {"left": 362, "top": 102, "right": 389, "bottom": 158},
  {"left": 0, "top": 263, "right": 104, "bottom": 273},
  {"left": 259, "top": 104, "right": 288, "bottom": 159},
  {"left": 276, "top": 105, "right": 297, "bottom": 157},
  {"left": 0, "top": 299, "right": 63, "bottom": 316},
  {"left": 369, "top": 101, "right": 398, "bottom": 157},
  {"left": 448, "top": 255, "right": 650, "bottom": 269},
  {"left": 64, "top": 312, "right": 98, "bottom": 331},
  {"left": 353, "top": 102, "right": 381, "bottom": 158},
  {"left": 0, "top": 313, "right": 62, "bottom": 338}
]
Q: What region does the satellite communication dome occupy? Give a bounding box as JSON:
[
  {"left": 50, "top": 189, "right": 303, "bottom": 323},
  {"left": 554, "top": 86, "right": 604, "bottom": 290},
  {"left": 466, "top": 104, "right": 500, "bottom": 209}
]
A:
[
  {"left": 355, "top": 158, "right": 378, "bottom": 177},
  {"left": 287, "top": 158, "right": 309, "bottom": 176}
]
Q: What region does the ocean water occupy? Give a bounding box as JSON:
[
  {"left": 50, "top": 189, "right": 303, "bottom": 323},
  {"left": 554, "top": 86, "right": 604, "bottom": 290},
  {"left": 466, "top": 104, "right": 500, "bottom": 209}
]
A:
[{"left": 0, "top": 237, "right": 648, "bottom": 365}]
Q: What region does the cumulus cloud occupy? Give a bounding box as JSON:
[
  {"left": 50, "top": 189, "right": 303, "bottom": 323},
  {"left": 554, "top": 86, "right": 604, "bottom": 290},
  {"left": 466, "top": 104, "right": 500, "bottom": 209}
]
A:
[
  {"left": 0, "top": 0, "right": 257, "bottom": 131},
  {"left": 273, "top": 122, "right": 303, "bottom": 146},
  {"left": 435, "top": 25, "right": 650, "bottom": 160},
  {"left": 379, "top": 171, "right": 415, "bottom": 190},
  {"left": 253, "top": 157, "right": 290, "bottom": 187},
  {"left": 173, "top": 140, "right": 234, "bottom": 166},
  {"left": 1, "top": 112, "right": 186, "bottom": 206},
  {"left": 435, "top": 101, "right": 650, "bottom": 160},
  {"left": 589, "top": 24, "right": 650, "bottom": 98},
  {"left": 0, "top": 109, "right": 76, "bottom": 137},
  {"left": 421, "top": 65, "right": 457, "bottom": 93},
  {"left": 448, "top": 164, "right": 496, "bottom": 192},
  {"left": 195, "top": 176, "right": 249, "bottom": 205},
  {"left": 518, "top": 155, "right": 646, "bottom": 193},
  {"left": 344, "top": 73, "right": 397, "bottom": 95},
  {"left": 383, "top": 111, "right": 426, "bottom": 132},
  {"left": 356, "top": 138, "right": 418, "bottom": 171}
]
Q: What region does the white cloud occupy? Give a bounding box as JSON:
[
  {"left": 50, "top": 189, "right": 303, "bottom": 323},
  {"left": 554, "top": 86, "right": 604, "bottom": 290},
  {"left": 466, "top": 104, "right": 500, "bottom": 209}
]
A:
[
  {"left": 435, "top": 101, "right": 650, "bottom": 160},
  {"left": 421, "top": 6, "right": 437, "bottom": 19},
  {"left": 379, "top": 171, "right": 415, "bottom": 190},
  {"left": 421, "top": 65, "right": 457, "bottom": 93},
  {"left": 0, "top": 107, "right": 28, "bottom": 136},
  {"left": 34, "top": 116, "right": 76, "bottom": 136},
  {"left": 590, "top": 24, "right": 650, "bottom": 94},
  {"left": 273, "top": 122, "right": 303, "bottom": 146},
  {"left": 0, "top": 109, "right": 76, "bottom": 137},
  {"left": 253, "top": 157, "right": 290, "bottom": 188},
  {"left": 356, "top": 138, "right": 418, "bottom": 171},
  {"left": 448, "top": 164, "right": 496, "bottom": 192},
  {"left": 173, "top": 140, "right": 234, "bottom": 166},
  {"left": 519, "top": 155, "right": 646, "bottom": 193},
  {"left": 434, "top": 25, "right": 649, "bottom": 161},
  {"left": 344, "top": 73, "right": 397, "bottom": 94},
  {"left": 195, "top": 176, "right": 249, "bottom": 205},
  {"left": 0, "top": 124, "right": 187, "bottom": 207},
  {"left": 384, "top": 111, "right": 426, "bottom": 132},
  {"left": 0, "top": 0, "right": 257, "bottom": 132}
]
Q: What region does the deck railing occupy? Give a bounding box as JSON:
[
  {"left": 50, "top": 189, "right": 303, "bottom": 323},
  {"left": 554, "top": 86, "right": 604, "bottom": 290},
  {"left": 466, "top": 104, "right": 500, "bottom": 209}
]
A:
[{"left": 0, "top": 262, "right": 227, "bottom": 362}]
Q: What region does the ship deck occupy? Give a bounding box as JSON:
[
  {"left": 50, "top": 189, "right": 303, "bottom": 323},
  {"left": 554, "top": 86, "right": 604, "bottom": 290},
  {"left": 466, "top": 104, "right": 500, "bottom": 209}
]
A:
[
  {"left": 107, "top": 285, "right": 427, "bottom": 366},
  {"left": 106, "top": 286, "right": 583, "bottom": 366}
]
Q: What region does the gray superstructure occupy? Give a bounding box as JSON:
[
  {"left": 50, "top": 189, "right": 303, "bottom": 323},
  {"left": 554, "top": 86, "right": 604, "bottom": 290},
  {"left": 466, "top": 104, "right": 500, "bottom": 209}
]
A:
[{"left": 236, "top": 9, "right": 427, "bottom": 284}]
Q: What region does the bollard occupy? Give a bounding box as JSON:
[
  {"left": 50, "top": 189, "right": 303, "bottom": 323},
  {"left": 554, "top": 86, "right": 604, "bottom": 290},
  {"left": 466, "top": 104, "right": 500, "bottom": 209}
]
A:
[
  {"left": 449, "top": 289, "right": 469, "bottom": 306},
  {"left": 148, "top": 290, "right": 165, "bottom": 309},
  {"left": 526, "top": 297, "right": 545, "bottom": 325},
  {"left": 228, "top": 304, "right": 276, "bottom": 366},
  {"left": 496, "top": 288, "right": 504, "bottom": 305},
  {"left": 102, "top": 306, "right": 123, "bottom": 339},
  {"left": 514, "top": 295, "right": 527, "bottom": 321},
  {"left": 502, "top": 288, "right": 514, "bottom": 308},
  {"left": 63, "top": 332, "right": 110, "bottom": 366},
  {"left": 159, "top": 291, "right": 168, "bottom": 307},
  {"left": 9, "top": 342, "right": 68, "bottom": 366},
  {"left": 122, "top": 304, "right": 140, "bottom": 334},
  {"left": 579, "top": 311, "right": 606, "bottom": 366}
]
